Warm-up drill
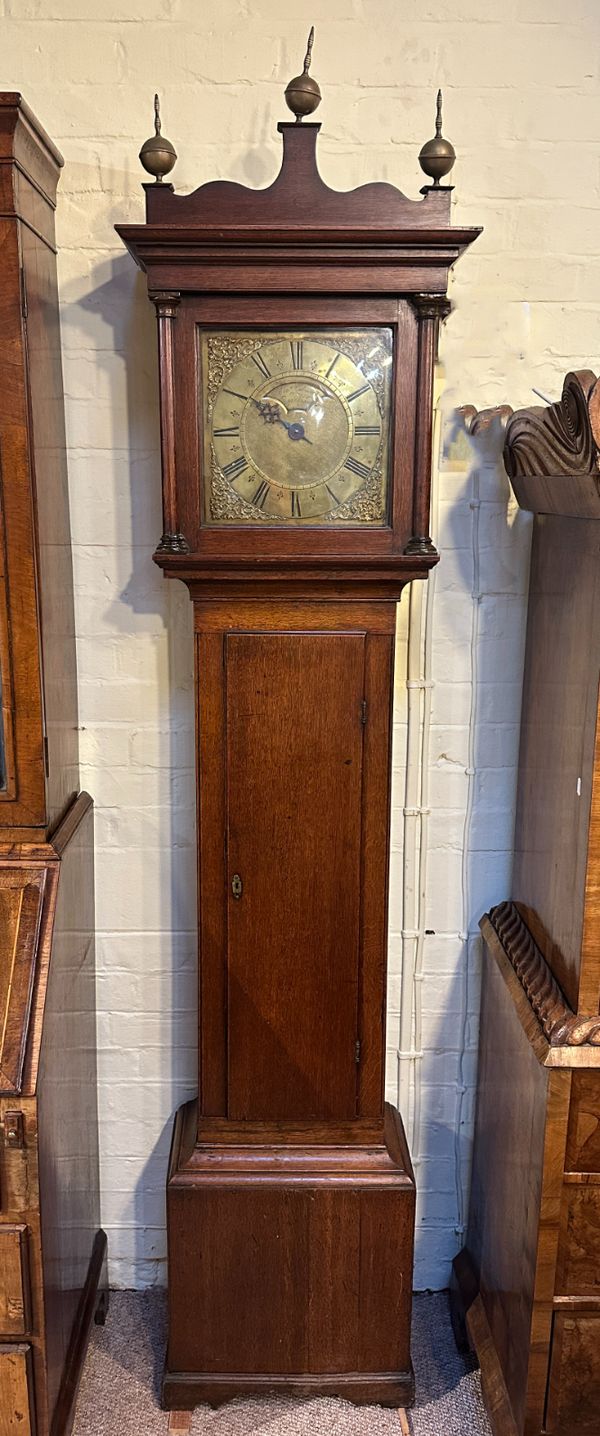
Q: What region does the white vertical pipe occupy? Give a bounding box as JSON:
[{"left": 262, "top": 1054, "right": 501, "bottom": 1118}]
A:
[{"left": 453, "top": 464, "right": 481, "bottom": 1238}]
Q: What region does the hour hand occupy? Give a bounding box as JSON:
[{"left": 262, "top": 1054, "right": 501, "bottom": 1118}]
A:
[{"left": 252, "top": 396, "right": 287, "bottom": 423}]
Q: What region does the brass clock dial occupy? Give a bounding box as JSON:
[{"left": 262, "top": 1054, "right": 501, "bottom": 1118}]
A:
[{"left": 200, "top": 328, "right": 393, "bottom": 525}]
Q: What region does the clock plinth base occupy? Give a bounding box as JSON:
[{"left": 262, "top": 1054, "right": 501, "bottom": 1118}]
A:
[
  {"left": 163, "top": 1100, "right": 416, "bottom": 1411},
  {"left": 163, "top": 1366, "right": 414, "bottom": 1411}
]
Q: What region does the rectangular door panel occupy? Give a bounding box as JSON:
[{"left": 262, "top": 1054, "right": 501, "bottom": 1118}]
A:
[
  {"left": 0, "top": 1345, "right": 34, "bottom": 1435},
  {"left": 0, "top": 1226, "right": 30, "bottom": 1336},
  {"left": 546, "top": 1313, "right": 600, "bottom": 1434},
  {"left": 226, "top": 632, "right": 365, "bottom": 1120}
]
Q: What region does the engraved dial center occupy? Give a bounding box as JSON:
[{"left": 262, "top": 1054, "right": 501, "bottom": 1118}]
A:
[{"left": 242, "top": 376, "right": 352, "bottom": 489}]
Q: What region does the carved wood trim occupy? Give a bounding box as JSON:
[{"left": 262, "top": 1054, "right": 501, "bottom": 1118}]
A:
[
  {"left": 461, "top": 372, "right": 600, "bottom": 481},
  {"left": 141, "top": 124, "right": 452, "bottom": 231},
  {"left": 459, "top": 403, "right": 513, "bottom": 439},
  {"left": 504, "top": 371, "right": 599, "bottom": 481},
  {"left": 485, "top": 902, "right": 600, "bottom": 1047},
  {"left": 117, "top": 122, "right": 482, "bottom": 275}
]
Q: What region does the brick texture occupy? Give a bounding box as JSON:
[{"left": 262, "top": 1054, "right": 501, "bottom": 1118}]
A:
[{"left": 1, "top": 0, "right": 598, "bottom": 1290}]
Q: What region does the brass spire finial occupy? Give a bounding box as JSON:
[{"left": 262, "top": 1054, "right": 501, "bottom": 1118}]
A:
[
  {"left": 139, "top": 93, "right": 177, "bottom": 184},
  {"left": 418, "top": 89, "right": 456, "bottom": 189},
  {"left": 284, "top": 26, "right": 322, "bottom": 122}
]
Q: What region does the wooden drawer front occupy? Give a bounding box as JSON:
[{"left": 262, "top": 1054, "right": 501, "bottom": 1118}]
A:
[
  {"left": 0, "top": 1227, "right": 30, "bottom": 1336},
  {"left": 546, "top": 1313, "right": 600, "bottom": 1433},
  {"left": 566, "top": 1073, "right": 600, "bottom": 1172},
  {"left": 556, "top": 1186, "right": 600, "bottom": 1296},
  {"left": 0, "top": 1343, "right": 34, "bottom": 1434}
]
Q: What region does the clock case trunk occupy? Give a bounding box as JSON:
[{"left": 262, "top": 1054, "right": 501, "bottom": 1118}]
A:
[{"left": 117, "top": 118, "right": 480, "bottom": 1409}]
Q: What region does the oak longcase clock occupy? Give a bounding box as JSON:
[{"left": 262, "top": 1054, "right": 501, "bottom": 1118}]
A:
[{"left": 118, "top": 39, "right": 479, "bottom": 1412}]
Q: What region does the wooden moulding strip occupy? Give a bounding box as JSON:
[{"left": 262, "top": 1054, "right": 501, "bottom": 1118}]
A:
[
  {"left": 481, "top": 907, "right": 600, "bottom": 1069},
  {"left": 465, "top": 1296, "right": 519, "bottom": 1436}
]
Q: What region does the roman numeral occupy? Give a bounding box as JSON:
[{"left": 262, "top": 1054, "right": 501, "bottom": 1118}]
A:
[
  {"left": 290, "top": 339, "right": 303, "bottom": 369},
  {"left": 251, "top": 351, "right": 271, "bottom": 379},
  {"left": 347, "top": 384, "right": 370, "bottom": 404},
  {"left": 224, "top": 387, "right": 250, "bottom": 402},
  {"left": 325, "top": 353, "right": 340, "bottom": 378},
  {"left": 355, "top": 424, "right": 381, "bottom": 436},
  {"left": 222, "top": 455, "right": 248, "bottom": 480},
  {"left": 291, "top": 491, "right": 302, "bottom": 518},
  {"left": 325, "top": 484, "right": 338, "bottom": 505},
  {"left": 213, "top": 425, "right": 239, "bottom": 437},
  {"left": 252, "top": 480, "right": 270, "bottom": 510},
  {"left": 344, "top": 456, "right": 370, "bottom": 479}
]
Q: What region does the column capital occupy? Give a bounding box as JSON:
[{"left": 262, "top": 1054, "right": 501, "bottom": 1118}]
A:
[
  {"left": 409, "top": 293, "right": 452, "bottom": 323},
  {"left": 151, "top": 290, "right": 181, "bottom": 318}
]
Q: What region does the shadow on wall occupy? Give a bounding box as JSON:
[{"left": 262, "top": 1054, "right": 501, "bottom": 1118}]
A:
[
  {"left": 59, "top": 248, "right": 197, "bottom": 1290},
  {"left": 407, "top": 403, "right": 532, "bottom": 1288}
]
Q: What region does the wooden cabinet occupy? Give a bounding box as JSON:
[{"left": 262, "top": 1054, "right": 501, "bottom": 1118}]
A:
[
  {"left": 0, "top": 95, "right": 79, "bottom": 835},
  {"left": 453, "top": 373, "right": 600, "bottom": 1436},
  {"left": 118, "top": 57, "right": 479, "bottom": 1411},
  {"left": 0, "top": 95, "right": 105, "bottom": 1436}
]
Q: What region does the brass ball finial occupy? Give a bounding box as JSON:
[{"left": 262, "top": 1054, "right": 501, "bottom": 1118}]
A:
[
  {"left": 139, "top": 94, "right": 177, "bottom": 184},
  {"left": 419, "top": 90, "right": 456, "bottom": 188},
  {"left": 284, "top": 27, "right": 322, "bottom": 122}
]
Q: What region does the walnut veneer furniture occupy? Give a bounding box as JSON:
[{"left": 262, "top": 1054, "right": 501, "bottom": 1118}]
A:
[
  {"left": 453, "top": 371, "right": 600, "bottom": 1436},
  {"left": 0, "top": 95, "right": 105, "bottom": 1435}
]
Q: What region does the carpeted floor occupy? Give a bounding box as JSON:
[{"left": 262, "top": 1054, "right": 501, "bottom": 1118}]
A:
[{"left": 72, "top": 1290, "right": 492, "bottom": 1434}]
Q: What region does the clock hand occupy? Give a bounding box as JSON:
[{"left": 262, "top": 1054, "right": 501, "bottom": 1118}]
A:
[
  {"left": 251, "top": 397, "right": 312, "bottom": 443},
  {"left": 280, "top": 418, "right": 312, "bottom": 444},
  {"left": 251, "top": 396, "right": 287, "bottom": 423}
]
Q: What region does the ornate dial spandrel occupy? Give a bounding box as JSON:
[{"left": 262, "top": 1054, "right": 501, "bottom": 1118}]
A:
[{"left": 199, "top": 328, "right": 393, "bottom": 527}]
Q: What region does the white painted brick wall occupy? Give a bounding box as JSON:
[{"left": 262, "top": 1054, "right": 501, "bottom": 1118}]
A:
[{"left": 1, "top": 0, "right": 598, "bottom": 1290}]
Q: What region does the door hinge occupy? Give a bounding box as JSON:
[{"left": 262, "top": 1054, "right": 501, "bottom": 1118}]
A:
[
  {"left": 355, "top": 1038, "right": 361, "bottom": 1065},
  {"left": 361, "top": 700, "right": 367, "bottom": 726}
]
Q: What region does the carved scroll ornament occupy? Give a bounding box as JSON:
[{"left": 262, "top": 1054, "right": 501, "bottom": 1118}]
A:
[
  {"left": 503, "top": 370, "right": 600, "bottom": 480},
  {"left": 487, "top": 901, "right": 600, "bottom": 1047},
  {"left": 460, "top": 371, "right": 600, "bottom": 477}
]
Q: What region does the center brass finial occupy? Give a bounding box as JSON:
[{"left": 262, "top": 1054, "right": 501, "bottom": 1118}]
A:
[
  {"left": 418, "top": 90, "right": 456, "bottom": 188},
  {"left": 284, "top": 26, "right": 322, "bottom": 122},
  {"left": 139, "top": 93, "right": 177, "bottom": 184}
]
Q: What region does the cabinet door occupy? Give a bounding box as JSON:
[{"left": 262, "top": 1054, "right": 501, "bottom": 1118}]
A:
[
  {"left": 226, "top": 632, "right": 365, "bottom": 1121},
  {"left": 0, "top": 1345, "right": 34, "bottom": 1435}
]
